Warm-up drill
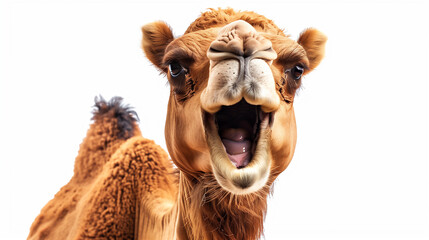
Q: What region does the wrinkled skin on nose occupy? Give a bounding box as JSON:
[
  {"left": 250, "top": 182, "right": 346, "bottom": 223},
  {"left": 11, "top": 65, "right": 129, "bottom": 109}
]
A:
[
  {"left": 209, "top": 20, "right": 274, "bottom": 57},
  {"left": 201, "top": 20, "right": 280, "bottom": 114}
]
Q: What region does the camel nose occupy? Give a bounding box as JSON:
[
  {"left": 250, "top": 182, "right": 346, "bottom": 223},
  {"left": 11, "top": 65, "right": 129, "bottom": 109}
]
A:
[
  {"left": 207, "top": 20, "right": 277, "bottom": 60},
  {"left": 201, "top": 20, "right": 280, "bottom": 114}
]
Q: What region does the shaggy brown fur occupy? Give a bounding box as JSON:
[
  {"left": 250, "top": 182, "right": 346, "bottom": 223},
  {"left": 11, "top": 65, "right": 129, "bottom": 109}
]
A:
[
  {"left": 28, "top": 8, "right": 326, "bottom": 240},
  {"left": 185, "top": 8, "right": 284, "bottom": 35},
  {"left": 28, "top": 97, "right": 177, "bottom": 239},
  {"left": 178, "top": 173, "right": 273, "bottom": 240}
]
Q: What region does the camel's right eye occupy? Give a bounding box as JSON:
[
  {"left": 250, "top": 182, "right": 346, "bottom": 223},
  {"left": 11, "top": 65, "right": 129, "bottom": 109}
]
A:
[
  {"left": 168, "top": 61, "right": 190, "bottom": 98},
  {"left": 169, "top": 62, "right": 185, "bottom": 78}
]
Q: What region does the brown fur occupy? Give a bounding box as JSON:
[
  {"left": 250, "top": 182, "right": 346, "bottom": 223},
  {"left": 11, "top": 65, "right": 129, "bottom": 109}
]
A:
[
  {"left": 28, "top": 8, "right": 326, "bottom": 240},
  {"left": 28, "top": 98, "right": 178, "bottom": 239},
  {"left": 185, "top": 8, "right": 284, "bottom": 35},
  {"left": 178, "top": 173, "right": 273, "bottom": 240},
  {"left": 142, "top": 21, "right": 175, "bottom": 72},
  {"left": 298, "top": 28, "right": 327, "bottom": 72}
]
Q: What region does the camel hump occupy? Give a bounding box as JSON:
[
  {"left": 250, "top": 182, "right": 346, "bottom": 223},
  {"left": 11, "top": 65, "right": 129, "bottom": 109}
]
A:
[
  {"left": 28, "top": 97, "right": 143, "bottom": 239},
  {"left": 73, "top": 96, "right": 142, "bottom": 182}
]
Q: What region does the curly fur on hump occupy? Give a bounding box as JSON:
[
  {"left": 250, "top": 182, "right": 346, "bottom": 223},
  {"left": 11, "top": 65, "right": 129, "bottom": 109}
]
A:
[{"left": 28, "top": 97, "right": 177, "bottom": 239}]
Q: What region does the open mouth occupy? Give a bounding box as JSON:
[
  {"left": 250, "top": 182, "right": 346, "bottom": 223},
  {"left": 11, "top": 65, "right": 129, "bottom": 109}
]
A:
[
  {"left": 203, "top": 99, "right": 273, "bottom": 193},
  {"left": 215, "top": 99, "right": 270, "bottom": 169}
]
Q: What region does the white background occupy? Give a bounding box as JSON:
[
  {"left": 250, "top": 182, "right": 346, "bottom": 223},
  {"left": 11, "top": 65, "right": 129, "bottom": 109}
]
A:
[{"left": 0, "top": 0, "right": 428, "bottom": 239}]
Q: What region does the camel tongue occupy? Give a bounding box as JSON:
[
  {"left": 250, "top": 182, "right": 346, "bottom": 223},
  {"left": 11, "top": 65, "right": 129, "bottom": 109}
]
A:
[
  {"left": 221, "top": 139, "right": 252, "bottom": 155},
  {"left": 220, "top": 128, "right": 252, "bottom": 168},
  {"left": 226, "top": 151, "right": 251, "bottom": 168}
]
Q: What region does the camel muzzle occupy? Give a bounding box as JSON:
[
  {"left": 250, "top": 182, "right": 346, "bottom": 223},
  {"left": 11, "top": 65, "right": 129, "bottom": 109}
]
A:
[{"left": 198, "top": 20, "right": 280, "bottom": 194}]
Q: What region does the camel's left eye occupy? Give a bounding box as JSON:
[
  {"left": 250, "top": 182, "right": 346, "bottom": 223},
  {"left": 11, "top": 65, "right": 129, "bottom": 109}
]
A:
[
  {"left": 290, "top": 65, "right": 304, "bottom": 80},
  {"left": 169, "top": 62, "right": 185, "bottom": 78}
]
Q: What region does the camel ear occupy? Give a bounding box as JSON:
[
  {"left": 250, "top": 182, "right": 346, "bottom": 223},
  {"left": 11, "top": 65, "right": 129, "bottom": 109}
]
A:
[
  {"left": 297, "top": 28, "right": 327, "bottom": 73},
  {"left": 142, "top": 21, "right": 174, "bottom": 72}
]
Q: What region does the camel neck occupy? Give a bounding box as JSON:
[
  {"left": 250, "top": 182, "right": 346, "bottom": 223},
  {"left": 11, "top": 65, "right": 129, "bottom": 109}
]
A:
[{"left": 175, "top": 172, "right": 269, "bottom": 240}]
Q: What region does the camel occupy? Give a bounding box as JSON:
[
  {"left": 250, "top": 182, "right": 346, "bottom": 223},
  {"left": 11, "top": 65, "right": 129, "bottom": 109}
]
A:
[{"left": 28, "top": 8, "right": 326, "bottom": 240}]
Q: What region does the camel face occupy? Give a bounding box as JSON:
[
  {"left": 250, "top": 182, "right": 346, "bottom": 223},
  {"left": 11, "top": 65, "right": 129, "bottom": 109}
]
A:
[{"left": 142, "top": 9, "right": 326, "bottom": 195}]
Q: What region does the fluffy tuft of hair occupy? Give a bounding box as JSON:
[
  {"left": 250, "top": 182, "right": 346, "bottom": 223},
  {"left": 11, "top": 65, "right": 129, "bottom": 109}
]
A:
[
  {"left": 186, "top": 8, "right": 285, "bottom": 36},
  {"left": 93, "top": 96, "right": 139, "bottom": 140}
]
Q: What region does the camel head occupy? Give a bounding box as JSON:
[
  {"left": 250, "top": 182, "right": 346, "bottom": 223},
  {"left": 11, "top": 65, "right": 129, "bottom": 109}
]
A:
[{"left": 142, "top": 9, "right": 326, "bottom": 195}]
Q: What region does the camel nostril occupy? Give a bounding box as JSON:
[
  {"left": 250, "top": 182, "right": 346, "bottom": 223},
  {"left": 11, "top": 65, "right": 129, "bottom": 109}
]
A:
[
  {"left": 209, "top": 47, "right": 222, "bottom": 53},
  {"left": 209, "top": 38, "right": 244, "bottom": 57}
]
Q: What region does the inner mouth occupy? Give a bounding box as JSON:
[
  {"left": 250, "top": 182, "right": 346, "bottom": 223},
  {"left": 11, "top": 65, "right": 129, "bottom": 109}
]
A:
[{"left": 214, "top": 99, "right": 269, "bottom": 169}]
